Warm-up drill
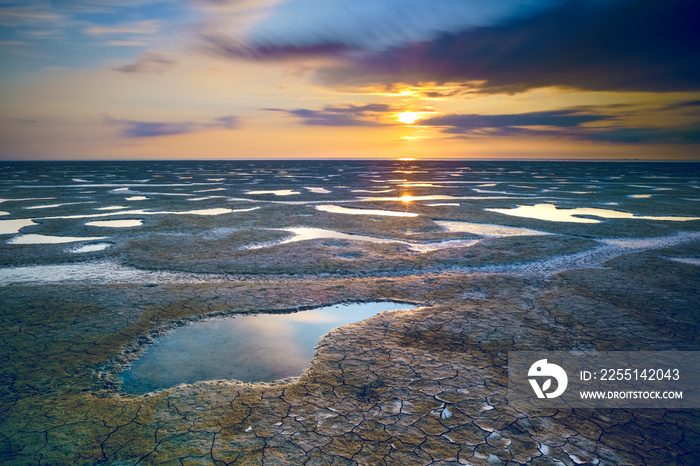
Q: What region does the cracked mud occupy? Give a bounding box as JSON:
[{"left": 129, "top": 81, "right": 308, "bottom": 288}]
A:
[{"left": 2, "top": 243, "right": 699, "bottom": 465}]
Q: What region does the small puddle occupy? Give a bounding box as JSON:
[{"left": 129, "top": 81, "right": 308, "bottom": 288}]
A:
[
  {"left": 245, "top": 227, "right": 481, "bottom": 253},
  {"left": 85, "top": 219, "right": 143, "bottom": 228},
  {"left": 0, "top": 219, "right": 37, "bottom": 234},
  {"left": 435, "top": 220, "right": 551, "bottom": 237},
  {"left": 246, "top": 190, "right": 300, "bottom": 196},
  {"left": 316, "top": 205, "right": 418, "bottom": 217},
  {"left": 24, "top": 203, "right": 85, "bottom": 210},
  {"left": 120, "top": 301, "right": 416, "bottom": 394},
  {"left": 304, "top": 187, "right": 331, "bottom": 194},
  {"left": 486, "top": 203, "right": 700, "bottom": 223},
  {"left": 95, "top": 206, "right": 128, "bottom": 211},
  {"left": 271, "top": 227, "right": 392, "bottom": 247},
  {"left": 8, "top": 234, "right": 107, "bottom": 244}
]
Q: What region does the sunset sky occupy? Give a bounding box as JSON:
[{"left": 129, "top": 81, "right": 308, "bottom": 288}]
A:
[{"left": 1, "top": 0, "right": 699, "bottom": 160}]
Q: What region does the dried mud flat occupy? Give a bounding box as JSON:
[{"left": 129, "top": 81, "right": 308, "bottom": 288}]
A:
[
  {"left": 1, "top": 160, "right": 700, "bottom": 465},
  {"left": 1, "top": 237, "right": 699, "bottom": 465}
]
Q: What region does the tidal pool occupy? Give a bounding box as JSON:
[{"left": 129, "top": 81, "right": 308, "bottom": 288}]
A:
[
  {"left": 85, "top": 219, "right": 143, "bottom": 228},
  {"left": 435, "top": 220, "right": 550, "bottom": 237},
  {"left": 8, "top": 234, "right": 107, "bottom": 244},
  {"left": 0, "top": 218, "right": 37, "bottom": 234},
  {"left": 486, "top": 203, "right": 700, "bottom": 223},
  {"left": 120, "top": 302, "right": 416, "bottom": 395},
  {"left": 316, "top": 204, "right": 418, "bottom": 217},
  {"left": 304, "top": 187, "right": 331, "bottom": 194},
  {"left": 246, "top": 190, "right": 300, "bottom": 196},
  {"left": 272, "top": 227, "right": 393, "bottom": 247},
  {"left": 244, "top": 226, "right": 481, "bottom": 253}
]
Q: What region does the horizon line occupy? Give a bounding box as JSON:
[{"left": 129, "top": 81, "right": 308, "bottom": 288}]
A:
[{"left": 2, "top": 157, "right": 699, "bottom": 163}]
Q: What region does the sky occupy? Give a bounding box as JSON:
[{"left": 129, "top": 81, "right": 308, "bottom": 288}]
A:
[{"left": 1, "top": 0, "right": 699, "bottom": 160}]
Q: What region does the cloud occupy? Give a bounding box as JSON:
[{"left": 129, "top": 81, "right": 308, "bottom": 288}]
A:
[
  {"left": 213, "top": 116, "right": 239, "bottom": 129},
  {"left": 584, "top": 128, "right": 700, "bottom": 144},
  {"left": 117, "top": 121, "right": 195, "bottom": 138},
  {"left": 104, "top": 115, "right": 240, "bottom": 138},
  {"left": 420, "top": 107, "right": 700, "bottom": 144},
  {"left": 107, "top": 41, "right": 147, "bottom": 47},
  {"left": 206, "top": 0, "right": 566, "bottom": 53},
  {"left": 0, "top": 40, "right": 28, "bottom": 47},
  {"left": 266, "top": 103, "right": 397, "bottom": 126},
  {"left": 422, "top": 110, "right": 610, "bottom": 131},
  {"left": 0, "top": 6, "right": 64, "bottom": 27},
  {"left": 84, "top": 20, "right": 161, "bottom": 36},
  {"left": 202, "top": 0, "right": 700, "bottom": 94},
  {"left": 50, "top": 1, "right": 163, "bottom": 14},
  {"left": 114, "top": 52, "right": 177, "bottom": 74},
  {"left": 661, "top": 100, "right": 700, "bottom": 112}
]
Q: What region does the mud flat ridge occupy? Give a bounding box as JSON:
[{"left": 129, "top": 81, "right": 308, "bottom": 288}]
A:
[{"left": 1, "top": 160, "right": 699, "bottom": 465}]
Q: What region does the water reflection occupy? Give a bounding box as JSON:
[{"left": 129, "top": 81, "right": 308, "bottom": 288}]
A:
[
  {"left": 95, "top": 206, "right": 128, "bottom": 211},
  {"left": 304, "top": 187, "right": 331, "bottom": 194},
  {"left": 44, "top": 206, "right": 258, "bottom": 220},
  {"left": 8, "top": 234, "right": 106, "bottom": 244},
  {"left": 316, "top": 205, "right": 418, "bottom": 217},
  {"left": 246, "top": 226, "right": 481, "bottom": 252},
  {"left": 276, "top": 227, "right": 392, "bottom": 246},
  {"left": 0, "top": 219, "right": 37, "bottom": 234},
  {"left": 121, "top": 302, "right": 417, "bottom": 394},
  {"left": 246, "top": 190, "right": 300, "bottom": 196},
  {"left": 487, "top": 203, "right": 700, "bottom": 223},
  {"left": 85, "top": 219, "right": 143, "bottom": 228},
  {"left": 436, "top": 221, "right": 550, "bottom": 237}
]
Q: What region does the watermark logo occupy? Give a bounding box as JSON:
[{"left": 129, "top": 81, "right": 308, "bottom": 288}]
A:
[
  {"left": 528, "top": 359, "right": 568, "bottom": 398},
  {"left": 509, "top": 351, "right": 697, "bottom": 409}
]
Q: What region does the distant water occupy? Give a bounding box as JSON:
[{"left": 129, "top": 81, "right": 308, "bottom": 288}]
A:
[{"left": 1, "top": 159, "right": 699, "bottom": 283}]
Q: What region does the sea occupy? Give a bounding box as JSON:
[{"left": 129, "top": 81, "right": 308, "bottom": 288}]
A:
[{"left": 1, "top": 159, "right": 699, "bottom": 285}]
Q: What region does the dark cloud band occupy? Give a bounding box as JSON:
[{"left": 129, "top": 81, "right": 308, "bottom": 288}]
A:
[{"left": 204, "top": 0, "right": 700, "bottom": 94}]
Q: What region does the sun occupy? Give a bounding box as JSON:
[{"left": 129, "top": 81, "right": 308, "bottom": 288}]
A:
[{"left": 396, "top": 111, "right": 420, "bottom": 124}]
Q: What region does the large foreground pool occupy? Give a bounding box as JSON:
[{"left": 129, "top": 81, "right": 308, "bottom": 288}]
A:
[{"left": 120, "top": 301, "right": 416, "bottom": 394}]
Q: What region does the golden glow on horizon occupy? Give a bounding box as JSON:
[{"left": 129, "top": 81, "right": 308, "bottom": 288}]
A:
[
  {"left": 2, "top": 63, "right": 698, "bottom": 160},
  {"left": 397, "top": 112, "right": 420, "bottom": 124}
]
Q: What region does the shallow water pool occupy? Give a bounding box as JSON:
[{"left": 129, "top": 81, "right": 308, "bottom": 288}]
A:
[{"left": 120, "top": 301, "right": 416, "bottom": 395}]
